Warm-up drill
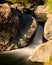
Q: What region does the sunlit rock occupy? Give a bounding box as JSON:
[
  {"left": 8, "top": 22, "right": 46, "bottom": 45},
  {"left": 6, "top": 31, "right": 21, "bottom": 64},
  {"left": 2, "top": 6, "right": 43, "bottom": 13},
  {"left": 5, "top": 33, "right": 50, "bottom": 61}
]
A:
[
  {"left": 44, "top": 14, "right": 52, "bottom": 40},
  {"left": 0, "top": 3, "right": 11, "bottom": 19},
  {"left": 29, "top": 40, "right": 52, "bottom": 62},
  {"left": 34, "top": 5, "right": 47, "bottom": 22}
]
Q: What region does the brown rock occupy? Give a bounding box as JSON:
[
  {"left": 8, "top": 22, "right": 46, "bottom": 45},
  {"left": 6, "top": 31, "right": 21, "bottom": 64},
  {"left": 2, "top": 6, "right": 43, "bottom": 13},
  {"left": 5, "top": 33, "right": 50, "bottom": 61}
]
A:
[
  {"left": 10, "top": 4, "right": 17, "bottom": 9},
  {"left": 0, "top": 3, "right": 11, "bottom": 19},
  {"left": 17, "top": 14, "right": 37, "bottom": 47},
  {"left": 29, "top": 40, "right": 52, "bottom": 62},
  {"left": 44, "top": 14, "right": 52, "bottom": 40},
  {"left": 34, "top": 5, "right": 47, "bottom": 22},
  {"left": 10, "top": 3, "right": 24, "bottom": 13},
  {"left": 0, "top": 3, "right": 19, "bottom": 51}
]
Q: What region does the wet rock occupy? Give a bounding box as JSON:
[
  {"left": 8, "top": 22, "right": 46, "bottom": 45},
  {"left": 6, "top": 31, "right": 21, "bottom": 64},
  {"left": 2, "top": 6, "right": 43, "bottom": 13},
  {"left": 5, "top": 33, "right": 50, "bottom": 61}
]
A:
[
  {"left": 30, "top": 25, "right": 43, "bottom": 48},
  {"left": 16, "top": 14, "right": 37, "bottom": 47},
  {"left": 44, "top": 14, "right": 52, "bottom": 40},
  {"left": 34, "top": 5, "right": 47, "bottom": 22},
  {"left": 29, "top": 40, "right": 52, "bottom": 62}
]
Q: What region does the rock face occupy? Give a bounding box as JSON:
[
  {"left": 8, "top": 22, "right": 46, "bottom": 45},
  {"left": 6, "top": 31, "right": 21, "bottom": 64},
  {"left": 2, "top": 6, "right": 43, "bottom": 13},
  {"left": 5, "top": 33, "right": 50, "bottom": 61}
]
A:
[
  {"left": 10, "top": 3, "right": 24, "bottom": 13},
  {"left": 0, "top": 3, "right": 19, "bottom": 51},
  {"left": 16, "top": 14, "right": 37, "bottom": 47},
  {"left": 34, "top": 6, "right": 47, "bottom": 22},
  {"left": 44, "top": 14, "right": 52, "bottom": 40},
  {"left": 0, "top": 3, "right": 38, "bottom": 51},
  {"left": 29, "top": 40, "right": 52, "bottom": 62}
]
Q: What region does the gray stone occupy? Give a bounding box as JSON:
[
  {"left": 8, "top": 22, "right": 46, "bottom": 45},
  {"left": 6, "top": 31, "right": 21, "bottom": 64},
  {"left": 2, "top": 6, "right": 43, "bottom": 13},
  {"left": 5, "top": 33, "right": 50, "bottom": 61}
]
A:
[{"left": 30, "top": 25, "right": 43, "bottom": 48}]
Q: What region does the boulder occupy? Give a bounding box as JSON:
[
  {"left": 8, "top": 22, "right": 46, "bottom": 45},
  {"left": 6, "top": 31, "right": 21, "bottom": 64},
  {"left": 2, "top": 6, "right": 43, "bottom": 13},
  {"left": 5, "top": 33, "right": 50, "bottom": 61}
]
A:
[
  {"left": 0, "top": 3, "right": 38, "bottom": 50},
  {"left": 10, "top": 4, "right": 17, "bottom": 9},
  {"left": 16, "top": 14, "right": 38, "bottom": 47},
  {"left": 29, "top": 40, "right": 52, "bottom": 62},
  {"left": 34, "top": 5, "right": 47, "bottom": 22},
  {"left": 0, "top": 3, "right": 19, "bottom": 51},
  {"left": 44, "top": 14, "right": 52, "bottom": 40}
]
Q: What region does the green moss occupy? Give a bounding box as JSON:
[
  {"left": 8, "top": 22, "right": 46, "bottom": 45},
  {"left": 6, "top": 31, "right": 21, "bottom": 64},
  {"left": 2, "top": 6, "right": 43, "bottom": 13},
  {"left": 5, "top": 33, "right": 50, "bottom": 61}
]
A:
[
  {"left": 6, "top": 0, "right": 32, "bottom": 5},
  {"left": 45, "top": 0, "right": 52, "bottom": 13},
  {"left": 20, "top": 0, "right": 29, "bottom": 5},
  {"left": 6, "top": 0, "right": 45, "bottom": 5},
  {"left": 7, "top": 0, "right": 17, "bottom": 3},
  {"left": 44, "top": 57, "right": 52, "bottom": 65}
]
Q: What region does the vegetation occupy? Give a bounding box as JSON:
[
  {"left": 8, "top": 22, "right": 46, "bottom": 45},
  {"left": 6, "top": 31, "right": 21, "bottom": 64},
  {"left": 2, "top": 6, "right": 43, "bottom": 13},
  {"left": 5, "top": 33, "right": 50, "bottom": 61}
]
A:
[
  {"left": 45, "top": 0, "right": 52, "bottom": 13},
  {"left": 6, "top": 0, "right": 32, "bottom": 5},
  {"left": 44, "top": 57, "right": 52, "bottom": 65},
  {"left": 7, "top": 0, "right": 17, "bottom": 3},
  {"left": 4, "top": 0, "right": 52, "bottom": 13},
  {"left": 6, "top": 0, "right": 44, "bottom": 5}
]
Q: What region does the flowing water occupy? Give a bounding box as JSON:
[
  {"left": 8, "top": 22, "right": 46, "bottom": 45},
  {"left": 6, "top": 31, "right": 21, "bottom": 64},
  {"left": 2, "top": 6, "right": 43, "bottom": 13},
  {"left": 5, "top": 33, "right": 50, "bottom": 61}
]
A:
[{"left": 0, "top": 25, "right": 44, "bottom": 65}]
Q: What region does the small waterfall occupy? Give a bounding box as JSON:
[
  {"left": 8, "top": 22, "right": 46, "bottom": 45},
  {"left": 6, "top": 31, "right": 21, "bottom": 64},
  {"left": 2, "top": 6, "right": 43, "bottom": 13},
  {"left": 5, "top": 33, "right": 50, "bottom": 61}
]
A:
[
  {"left": 29, "top": 25, "right": 43, "bottom": 48},
  {"left": 0, "top": 25, "right": 43, "bottom": 59},
  {"left": 0, "top": 25, "right": 43, "bottom": 65}
]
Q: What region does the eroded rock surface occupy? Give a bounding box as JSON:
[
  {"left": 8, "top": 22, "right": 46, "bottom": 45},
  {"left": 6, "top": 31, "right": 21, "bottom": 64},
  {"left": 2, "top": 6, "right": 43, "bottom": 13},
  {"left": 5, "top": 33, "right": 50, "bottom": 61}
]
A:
[
  {"left": 29, "top": 40, "right": 52, "bottom": 62},
  {"left": 44, "top": 14, "right": 52, "bottom": 40},
  {"left": 0, "top": 3, "right": 19, "bottom": 51},
  {"left": 0, "top": 3, "right": 38, "bottom": 51},
  {"left": 16, "top": 15, "right": 37, "bottom": 47},
  {"left": 34, "top": 5, "right": 47, "bottom": 22}
]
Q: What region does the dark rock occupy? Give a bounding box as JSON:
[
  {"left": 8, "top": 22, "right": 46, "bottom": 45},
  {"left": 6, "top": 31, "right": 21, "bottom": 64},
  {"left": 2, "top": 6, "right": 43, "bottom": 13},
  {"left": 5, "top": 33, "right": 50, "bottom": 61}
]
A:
[
  {"left": 10, "top": 3, "right": 24, "bottom": 13},
  {"left": 15, "top": 14, "right": 37, "bottom": 47}
]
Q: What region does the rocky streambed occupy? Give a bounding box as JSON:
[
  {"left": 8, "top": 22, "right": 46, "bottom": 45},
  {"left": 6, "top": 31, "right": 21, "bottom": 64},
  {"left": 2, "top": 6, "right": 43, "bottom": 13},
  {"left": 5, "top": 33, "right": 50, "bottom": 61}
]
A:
[{"left": 0, "top": 2, "right": 52, "bottom": 65}]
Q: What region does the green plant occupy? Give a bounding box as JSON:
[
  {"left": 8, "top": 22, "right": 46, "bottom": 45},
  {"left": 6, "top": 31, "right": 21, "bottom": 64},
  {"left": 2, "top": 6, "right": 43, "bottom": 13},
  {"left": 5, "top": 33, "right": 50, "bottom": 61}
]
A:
[
  {"left": 44, "top": 57, "right": 52, "bottom": 65},
  {"left": 6, "top": 0, "right": 32, "bottom": 5},
  {"left": 7, "top": 0, "right": 17, "bottom": 3},
  {"left": 45, "top": 0, "right": 52, "bottom": 13},
  {"left": 20, "top": 0, "right": 29, "bottom": 5},
  {"left": 6, "top": 0, "right": 45, "bottom": 5}
]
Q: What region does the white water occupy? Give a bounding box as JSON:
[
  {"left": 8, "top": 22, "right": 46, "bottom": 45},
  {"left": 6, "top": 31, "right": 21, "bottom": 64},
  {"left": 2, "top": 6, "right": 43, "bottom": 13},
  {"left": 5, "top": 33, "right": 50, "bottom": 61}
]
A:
[{"left": 0, "top": 25, "right": 43, "bottom": 60}]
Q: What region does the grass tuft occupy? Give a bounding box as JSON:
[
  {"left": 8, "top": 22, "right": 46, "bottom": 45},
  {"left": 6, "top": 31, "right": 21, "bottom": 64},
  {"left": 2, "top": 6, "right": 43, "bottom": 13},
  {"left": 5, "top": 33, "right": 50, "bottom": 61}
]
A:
[
  {"left": 44, "top": 57, "right": 52, "bottom": 65},
  {"left": 45, "top": 0, "right": 52, "bottom": 13}
]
